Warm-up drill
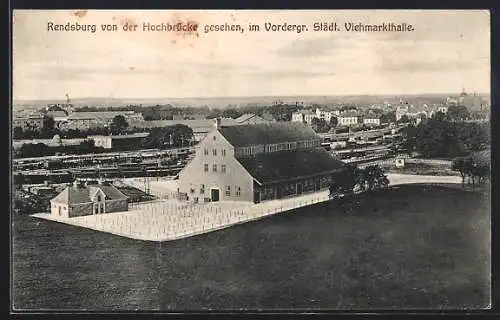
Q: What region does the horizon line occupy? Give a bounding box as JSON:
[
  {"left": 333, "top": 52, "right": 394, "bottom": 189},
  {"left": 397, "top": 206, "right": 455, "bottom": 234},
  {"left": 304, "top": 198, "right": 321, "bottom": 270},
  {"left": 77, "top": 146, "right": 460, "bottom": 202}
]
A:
[{"left": 13, "top": 92, "right": 491, "bottom": 102}]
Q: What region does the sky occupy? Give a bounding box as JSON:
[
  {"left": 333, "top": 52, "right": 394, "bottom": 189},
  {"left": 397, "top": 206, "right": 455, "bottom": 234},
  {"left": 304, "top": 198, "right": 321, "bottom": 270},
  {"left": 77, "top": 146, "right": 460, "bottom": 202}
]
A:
[{"left": 12, "top": 10, "right": 490, "bottom": 100}]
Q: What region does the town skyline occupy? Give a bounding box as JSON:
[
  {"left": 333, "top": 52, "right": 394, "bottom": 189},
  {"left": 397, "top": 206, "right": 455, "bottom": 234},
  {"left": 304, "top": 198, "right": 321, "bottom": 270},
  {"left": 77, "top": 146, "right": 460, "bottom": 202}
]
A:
[
  {"left": 12, "top": 91, "right": 491, "bottom": 105},
  {"left": 13, "top": 10, "right": 490, "bottom": 101}
]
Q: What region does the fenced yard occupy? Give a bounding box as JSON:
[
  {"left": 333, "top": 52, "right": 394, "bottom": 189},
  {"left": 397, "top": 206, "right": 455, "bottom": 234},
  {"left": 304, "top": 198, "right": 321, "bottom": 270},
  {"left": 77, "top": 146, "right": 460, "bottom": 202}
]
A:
[
  {"left": 32, "top": 190, "right": 331, "bottom": 242},
  {"left": 31, "top": 173, "right": 463, "bottom": 242}
]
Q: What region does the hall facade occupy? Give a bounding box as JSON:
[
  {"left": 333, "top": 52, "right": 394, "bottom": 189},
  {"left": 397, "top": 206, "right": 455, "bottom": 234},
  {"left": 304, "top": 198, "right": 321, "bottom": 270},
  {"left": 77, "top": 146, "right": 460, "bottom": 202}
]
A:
[{"left": 178, "top": 120, "right": 347, "bottom": 203}]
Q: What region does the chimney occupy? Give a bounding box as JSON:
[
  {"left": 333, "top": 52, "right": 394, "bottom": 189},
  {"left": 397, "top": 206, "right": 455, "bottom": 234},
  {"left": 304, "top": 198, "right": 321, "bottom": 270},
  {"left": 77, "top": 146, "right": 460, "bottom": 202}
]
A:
[{"left": 214, "top": 118, "right": 222, "bottom": 130}]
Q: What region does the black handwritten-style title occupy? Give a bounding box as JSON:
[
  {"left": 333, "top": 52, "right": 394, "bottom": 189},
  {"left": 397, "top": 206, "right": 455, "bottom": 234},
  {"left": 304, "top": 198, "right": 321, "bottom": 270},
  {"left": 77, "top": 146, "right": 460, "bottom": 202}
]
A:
[{"left": 47, "top": 21, "right": 414, "bottom": 34}]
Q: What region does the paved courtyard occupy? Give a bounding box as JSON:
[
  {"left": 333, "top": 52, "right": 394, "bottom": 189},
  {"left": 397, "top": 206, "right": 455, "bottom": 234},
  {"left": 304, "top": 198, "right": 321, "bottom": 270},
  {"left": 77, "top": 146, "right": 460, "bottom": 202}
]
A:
[{"left": 32, "top": 173, "right": 463, "bottom": 242}]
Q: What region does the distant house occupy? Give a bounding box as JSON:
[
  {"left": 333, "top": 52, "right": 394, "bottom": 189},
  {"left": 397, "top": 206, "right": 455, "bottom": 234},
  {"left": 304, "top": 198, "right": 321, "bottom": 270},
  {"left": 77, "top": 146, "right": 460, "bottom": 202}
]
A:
[
  {"left": 88, "top": 132, "right": 150, "bottom": 149},
  {"left": 235, "top": 113, "right": 269, "bottom": 125},
  {"left": 178, "top": 119, "right": 347, "bottom": 204},
  {"left": 363, "top": 116, "right": 381, "bottom": 126},
  {"left": 62, "top": 111, "right": 144, "bottom": 131},
  {"left": 50, "top": 180, "right": 128, "bottom": 218},
  {"left": 12, "top": 112, "right": 45, "bottom": 131},
  {"left": 396, "top": 102, "right": 447, "bottom": 121},
  {"left": 315, "top": 108, "right": 335, "bottom": 122},
  {"left": 337, "top": 112, "right": 359, "bottom": 126},
  {"left": 291, "top": 110, "right": 316, "bottom": 124},
  {"left": 437, "top": 106, "right": 448, "bottom": 114}
]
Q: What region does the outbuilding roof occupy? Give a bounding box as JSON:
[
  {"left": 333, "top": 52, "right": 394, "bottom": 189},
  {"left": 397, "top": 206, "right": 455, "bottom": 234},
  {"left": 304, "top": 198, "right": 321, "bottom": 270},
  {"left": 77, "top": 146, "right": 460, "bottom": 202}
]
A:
[
  {"left": 236, "top": 147, "right": 347, "bottom": 184},
  {"left": 51, "top": 184, "right": 128, "bottom": 205}
]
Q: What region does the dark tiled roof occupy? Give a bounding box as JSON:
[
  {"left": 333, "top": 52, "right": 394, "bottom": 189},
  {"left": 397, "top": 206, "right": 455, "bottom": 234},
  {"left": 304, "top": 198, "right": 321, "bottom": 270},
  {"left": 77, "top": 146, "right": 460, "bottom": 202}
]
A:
[
  {"left": 218, "top": 122, "right": 319, "bottom": 147},
  {"left": 51, "top": 184, "right": 128, "bottom": 205},
  {"left": 134, "top": 118, "right": 238, "bottom": 131},
  {"left": 339, "top": 111, "right": 359, "bottom": 117},
  {"left": 237, "top": 147, "right": 347, "bottom": 184},
  {"left": 97, "top": 185, "right": 129, "bottom": 200}
]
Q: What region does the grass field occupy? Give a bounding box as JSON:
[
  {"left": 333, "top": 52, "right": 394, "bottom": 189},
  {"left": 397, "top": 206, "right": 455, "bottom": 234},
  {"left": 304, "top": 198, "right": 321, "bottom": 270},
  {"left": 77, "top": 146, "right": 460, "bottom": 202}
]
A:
[{"left": 12, "top": 185, "right": 490, "bottom": 311}]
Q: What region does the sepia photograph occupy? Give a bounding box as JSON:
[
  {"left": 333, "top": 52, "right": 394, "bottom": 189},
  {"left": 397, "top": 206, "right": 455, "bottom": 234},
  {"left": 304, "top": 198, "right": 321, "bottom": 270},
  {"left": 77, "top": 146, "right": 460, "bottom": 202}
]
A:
[{"left": 11, "top": 9, "right": 491, "bottom": 312}]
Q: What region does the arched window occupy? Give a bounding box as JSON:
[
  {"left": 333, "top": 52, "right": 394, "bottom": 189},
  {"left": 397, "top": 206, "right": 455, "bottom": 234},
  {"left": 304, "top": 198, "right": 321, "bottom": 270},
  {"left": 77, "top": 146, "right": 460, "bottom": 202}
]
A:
[{"left": 97, "top": 195, "right": 101, "bottom": 202}]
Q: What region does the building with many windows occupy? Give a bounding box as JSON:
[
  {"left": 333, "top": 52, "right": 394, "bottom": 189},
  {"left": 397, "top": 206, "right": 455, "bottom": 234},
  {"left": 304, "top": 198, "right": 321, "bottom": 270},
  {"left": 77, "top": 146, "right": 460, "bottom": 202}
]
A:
[
  {"left": 291, "top": 110, "right": 317, "bottom": 124},
  {"left": 178, "top": 119, "right": 347, "bottom": 203},
  {"left": 50, "top": 180, "right": 128, "bottom": 218},
  {"left": 337, "top": 112, "right": 359, "bottom": 126},
  {"left": 363, "top": 116, "right": 381, "bottom": 126}
]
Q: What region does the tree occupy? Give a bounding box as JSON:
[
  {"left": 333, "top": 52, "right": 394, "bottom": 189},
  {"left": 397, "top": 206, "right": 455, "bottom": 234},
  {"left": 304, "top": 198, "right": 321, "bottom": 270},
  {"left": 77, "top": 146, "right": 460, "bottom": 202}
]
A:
[
  {"left": 452, "top": 157, "right": 473, "bottom": 187},
  {"left": 110, "top": 115, "right": 129, "bottom": 134},
  {"left": 41, "top": 116, "right": 56, "bottom": 138},
  {"left": 380, "top": 111, "right": 396, "bottom": 124},
  {"left": 18, "top": 143, "right": 53, "bottom": 158},
  {"left": 401, "top": 124, "right": 417, "bottom": 156},
  {"left": 47, "top": 104, "right": 66, "bottom": 112},
  {"left": 311, "top": 117, "right": 330, "bottom": 133},
  {"left": 329, "top": 164, "right": 358, "bottom": 198},
  {"left": 361, "top": 165, "right": 390, "bottom": 192},
  {"left": 341, "top": 106, "right": 357, "bottom": 111},
  {"left": 142, "top": 125, "right": 193, "bottom": 149},
  {"left": 447, "top": 105, "right": 470, "bottom": 121},
  {"left": 222, "top": 108, "right": 243, "bottom": 119},
  {"left": 398, "top": 114, "right": 411, "bottom": 124},
  {"left": 452, "top": 153, "right": 489, "bottom": 188},
  {"left": 13, "top": 126, "right": 24, "bottom": 139},
  {"left": 329, "top": 116, "right": 338, "bottom": 129}
]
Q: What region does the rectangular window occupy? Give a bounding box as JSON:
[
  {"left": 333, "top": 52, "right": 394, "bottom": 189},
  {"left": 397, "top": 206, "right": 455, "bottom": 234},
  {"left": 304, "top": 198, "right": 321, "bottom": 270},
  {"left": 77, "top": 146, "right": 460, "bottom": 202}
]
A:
[
  {"left": 213, "top": 164, "right": 217, "bottom": 172},
  {"left": 213, "top": 149, "right": 217, "bottom": 156},
  {"left": 200, "top": 184, "right": 205, "bottom": 194},
  {"left": 204, "top": 148, "right": 208, "bottom": 155},
  {"left": 225, "top": 186, "right": 231, "bottom": 196},
  {"left": 236, "top": 186, "right": 241, "bottom": 197},
  {"left": 204, "top": 164, "right": 208, "bottom": 172},
  {"left": 221, "top": 164, "right": 226, "bottom": 173},
  {"left": 222, "top": 149, "right": 226, "bottom": 156}
]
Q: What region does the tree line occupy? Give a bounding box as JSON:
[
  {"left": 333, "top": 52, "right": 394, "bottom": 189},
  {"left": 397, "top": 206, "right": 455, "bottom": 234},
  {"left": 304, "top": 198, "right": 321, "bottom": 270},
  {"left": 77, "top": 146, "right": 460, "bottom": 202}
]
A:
[
  {"left": 452, "top": 151, "right": 490, "bottom": 189},
  {"left": 329, "top": 164, "right": 390, "bottom": 199},
  {"left": 14, "top": 124, "right": 194, "bottom": 158},
  {"left": 401, "top": 112, "right": 490, "bottom": 158},
  {"left": 14, "top": 115, "right": 132, "bottom": 140}
]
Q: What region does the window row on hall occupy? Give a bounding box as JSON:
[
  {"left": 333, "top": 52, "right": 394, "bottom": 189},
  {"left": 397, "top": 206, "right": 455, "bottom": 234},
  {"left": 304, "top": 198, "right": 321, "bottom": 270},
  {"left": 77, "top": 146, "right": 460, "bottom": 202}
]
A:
[
  {"left": 235, "top": 139, "right": 322, "bottom": 156},
  {"left": 203, "top": 148, "right": 227, "bottom": 156},
  {"left": 203, "top": 163, "right": 227, "bottom": 173},
  {"left": 258, "top": 176, "right": 333, "bottom": 200},
  {"left": 194, "top": 184, "right": 242, "bottom": 197}
]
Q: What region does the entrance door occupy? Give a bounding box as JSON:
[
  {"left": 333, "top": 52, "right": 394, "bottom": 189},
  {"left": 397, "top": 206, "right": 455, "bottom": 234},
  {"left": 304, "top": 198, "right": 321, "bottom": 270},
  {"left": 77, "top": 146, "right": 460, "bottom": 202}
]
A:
[
  {"left": 276, "top": 186, "right": 283, "bottom": 199},
  {"left": 297, "top": 183, "right": 303, "bottom": 195},
  {"left": 211, "top": 189, "right": 220, "bottom": 202}
]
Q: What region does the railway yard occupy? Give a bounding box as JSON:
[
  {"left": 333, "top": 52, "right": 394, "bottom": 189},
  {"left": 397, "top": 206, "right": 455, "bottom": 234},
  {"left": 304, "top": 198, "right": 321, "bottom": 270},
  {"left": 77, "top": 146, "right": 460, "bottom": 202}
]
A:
[{"left": 12, "top": 124, "right": 408, "bottom": 216}]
